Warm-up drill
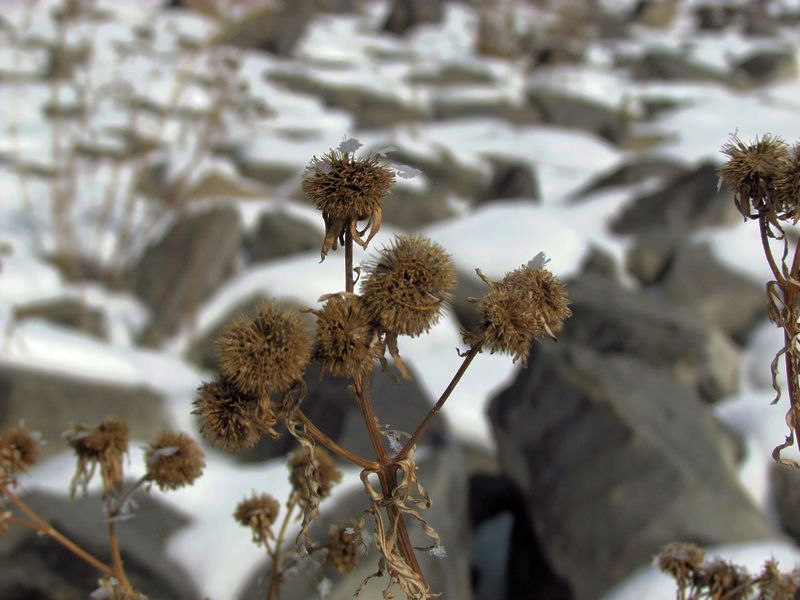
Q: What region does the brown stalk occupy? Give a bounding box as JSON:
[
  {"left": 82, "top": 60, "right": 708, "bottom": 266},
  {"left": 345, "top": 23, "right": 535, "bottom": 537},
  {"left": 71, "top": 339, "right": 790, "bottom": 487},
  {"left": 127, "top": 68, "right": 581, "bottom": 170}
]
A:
[
  {"left": 108, "top": 521, "right": 133, "bottom": 592},
  {"left": 294, "top": 409, "right": 378, "bottom": 471},
  {"left": 1, "top": 486, "right": 115, "bottom": 578},
  {"left": 265, "top": 494, "right": 298, "bottom": 600}
]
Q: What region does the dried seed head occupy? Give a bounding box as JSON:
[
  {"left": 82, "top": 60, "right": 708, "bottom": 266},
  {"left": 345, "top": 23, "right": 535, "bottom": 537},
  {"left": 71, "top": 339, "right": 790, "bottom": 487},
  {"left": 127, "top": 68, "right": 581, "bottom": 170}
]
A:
[
  {"left": 361, "top": 235, "right": 456, "bottom": 337},
  {"left": 288, "top": 446, "right": 342, "bottom": 505},
  {"left": 0, "top": 511, "right": 10, "bottom": 537},
  {"left": 720, "top": 134, "right": 789, "bottom": 219},
  {"left": 234, "top": 493, "right": 280, "bottom": 541},
  {"left": 774, "top": 143, "right": 800, "bottom": 221},
  {"left": 501, "top": 263, "right": 571, "bottom": 338},
  {"left": 699, "top": 559, "right": 752, "bottom": 599},
  {"left": 313, "top": 293, "right": 381, "bottom": 378},
  {"left": 144, "top": 431, "right": 205, "bottom": 491},
  {"left": 0, "top": 425, "right": 41, "bottom": 476},
  {"left": 66, "top": 419, "right": 129, "bottom": 498},
  {"left": 328, "top": 524, "right": 364, "bottom": 574},
  {"left": 193, "top": 377, "right": 275, "bottom": 453},
  {"left": 217, "top": 301, "right": 313, "bottom": 397},
  {"left": 657, "top": 542, "right": 705, "bottom": 585},
  {"left": 757, "top": 559, "right": 800, "bottom": 599}
]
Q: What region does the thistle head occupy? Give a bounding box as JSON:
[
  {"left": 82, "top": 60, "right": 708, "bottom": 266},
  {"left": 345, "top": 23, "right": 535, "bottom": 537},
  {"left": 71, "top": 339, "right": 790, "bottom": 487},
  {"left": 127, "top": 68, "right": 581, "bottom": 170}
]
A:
[
  {"left": 66, "top": 419, "right": 129, "bottom": 498},
  {"left": 0, "top": 425, "right": 41, "bottom": 480},
  {"left": 720, "top": 134, "right": 789, "bottom": 219},
  {"left": 773, "top": 143, "right": 800, "bottom": 222},
  {"left": 312, "top": 293, "right": 381, "bottom": 379},
  {"left": 193, "top": 377, "right": 276, "bottom": 453},
  {"left": 234, "top": 493, "right": 280, "bottom": 543},
  {"left": 288, "top": 446, "right": 342, "bottom": 505},
  {"left": 144, "top": 431, "right": 205, "bottom": 491},
  {"left": 328, "top": 524, "right": 364, "bottom": 574},
  {"left": 698, "top": 559, "right": 752, "bottom": 599},
  {"left": 216, "top": 301, "right": 313, "bottom": 397},
  {"left": 361, "top": 234, "right": 457, "bottom": 337},
  {"left": 757, "top": 559, "right": 800, "bottom": 599},
  {"left": 657, "top": 541, "right": 705, "bottom": 586}
]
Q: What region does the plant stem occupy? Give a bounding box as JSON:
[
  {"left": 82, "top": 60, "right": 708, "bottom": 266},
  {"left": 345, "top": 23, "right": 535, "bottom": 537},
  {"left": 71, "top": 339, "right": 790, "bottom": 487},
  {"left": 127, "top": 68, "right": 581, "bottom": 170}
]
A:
[
  {"left": 1, "top": 486, "right": 114, "bottom": 577},
  {"left": 266, "top": 495, "right": 297, "bottom": 600},
  {"left": 781, "top": 230, "right": 800, "bottom": 455},
  {"left": 395, "top": 345, "right": 481, "bottom": 462},
  {"left": 295, "top": 409, "right": 378, "bottom": 470},
  {"left": 345, "top": 225, "right": 354, "bottom": 293},
  {"left": 108, "top": 521, "right": 133, "bottom": 592}
]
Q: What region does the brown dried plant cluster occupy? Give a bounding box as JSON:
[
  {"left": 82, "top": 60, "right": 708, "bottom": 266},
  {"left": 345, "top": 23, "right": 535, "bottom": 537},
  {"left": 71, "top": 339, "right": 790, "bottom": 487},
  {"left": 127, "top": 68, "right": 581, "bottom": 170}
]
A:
[
  {"left": 0, "top": 139, "right": 572, "bottom": 600},
  {"left": 658, "top": 542, "right": 800, "bottom": 600},
  {"left": 718, "top": 134, "right": 800, "bottom": 466}
]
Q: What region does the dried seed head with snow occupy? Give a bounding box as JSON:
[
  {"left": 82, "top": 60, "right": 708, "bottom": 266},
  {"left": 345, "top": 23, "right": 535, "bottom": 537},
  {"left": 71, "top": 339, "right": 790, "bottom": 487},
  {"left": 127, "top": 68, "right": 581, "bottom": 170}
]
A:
[{"left": 144, "top": 431, "right": 205, "bottom": 491}]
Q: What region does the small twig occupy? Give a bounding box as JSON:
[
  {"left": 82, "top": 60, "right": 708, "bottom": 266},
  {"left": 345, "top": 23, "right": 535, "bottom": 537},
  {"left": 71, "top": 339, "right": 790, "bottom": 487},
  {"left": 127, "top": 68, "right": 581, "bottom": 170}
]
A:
[
  {"left": 395, "top": 345, "right": 481, "bottom": 462},
  {"left": 295, "top": 409, "right": 378, "bottom": 471},
  {"left": 108, "top": 520, "right": 133, "bottom": 592},
  {"left": 345, "top": 226, "right": 355, "bottom": 293},
  {"left": 266, "top": 494, "right": 298, "bottom": 600}
]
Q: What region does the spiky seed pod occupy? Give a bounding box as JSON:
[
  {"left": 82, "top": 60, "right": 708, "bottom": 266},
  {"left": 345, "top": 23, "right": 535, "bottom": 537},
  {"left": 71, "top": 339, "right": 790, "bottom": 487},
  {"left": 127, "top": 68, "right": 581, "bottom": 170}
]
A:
[
  {"left": 773, "top": 143, "right": 800, "bottom": 221},
  {"left": 757, "top": 560, "right": 800, "bottom": 599},
  {"left": 719, "top": 134, "right": 789, "bottom": 219},
  {"left": 302, "top": 148, "right": 395, "bottom": 259},
  {"left": 0, "top": 425, "right": 41, "bottom": 476},
  {"left": 288, "top": 446, "right": 342, "bottom": 505},
  {"left": 501, "top": 263, "right": 572, "bottom": 339},
  {"left": 328, "top": 524, "right": 364, "bottom": 574},
  {"left": 0, "top": 511, "right": 10, "bottom": 537},
  {"left": 144, "top": 431, "right": 205, "bottom": 491},
  {"left": 657, "top": 542, "right": 705, "bottom": 586},
  {"left": 361, "top": 235, "right": 457, "bottom": 338},
  {"left": 312, "top": 293, "right": 381, "bottom": 378},
  {"left": 66, "top": 419, "right": 129, "bottom": 497},
  {"left": 217, "top": 301, "right": 313, "bottom": 397},
  {"left": 699, "top": 559, "right": 752, "bottom": 600},
  {"left": 234, "top": 493, "right": 280, "bottom": 542},
  {"left": 193, "top": 377, "right": 275, "bottom": 453}
]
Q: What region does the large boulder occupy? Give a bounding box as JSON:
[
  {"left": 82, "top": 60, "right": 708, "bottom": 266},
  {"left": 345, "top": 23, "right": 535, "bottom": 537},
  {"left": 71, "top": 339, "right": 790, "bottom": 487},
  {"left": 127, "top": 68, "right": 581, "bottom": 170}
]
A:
[
  {"left": 124, "top": 205, "right": 243, "bottom": 346},
  {"left": 382, "top": 184, "right": 456, "bottom": 229},
  {"left": 734, "top": 49, "right": 798, "bottom": 87},
  {"left": 563, "top": 274, "right": 740, "bottom": 402},
  {"left": 488, "top": 343, "right": 778, "bottom": 600},
  {"left": 0, "top": 364, "right": 169, "bottom": 459},
  {"left": 526, "top": 89, "right": 627, "bottom": 145},
  {"left": 0, "top": 488, "right": 198, "bottom": 599},
  {"left": 479, "top": 157, "right": 540, "bottom": 204},
  {"left": 245, "top": 211, "right": 321, "bottom": 263},
  {"left": 629, "top": 50, "right": 728, "bottom": 82},
  {"left": 575, "top": 155, "right": 688, "bottom": 197}
]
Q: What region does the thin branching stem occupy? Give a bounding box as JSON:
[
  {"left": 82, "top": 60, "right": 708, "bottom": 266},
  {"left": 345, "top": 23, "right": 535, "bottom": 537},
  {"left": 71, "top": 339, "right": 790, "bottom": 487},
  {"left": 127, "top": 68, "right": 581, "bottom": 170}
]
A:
[
  {"left": 266, "top": 494, "right": 298, "bottom": 600},
  {"left": 108, "top": 520, "right": 133, "bottom": 592},
  {"left": 295, "top": 409, "right": 378, "bottom": 471}
]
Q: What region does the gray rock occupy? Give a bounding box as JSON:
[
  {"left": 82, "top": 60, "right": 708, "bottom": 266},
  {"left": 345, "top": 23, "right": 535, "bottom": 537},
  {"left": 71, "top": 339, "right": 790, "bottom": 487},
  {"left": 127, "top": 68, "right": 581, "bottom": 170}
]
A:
[
  {"left": 124, "top": 206, "right": 242, "bottom": 346},
  {"left": 452, "top": 269, "right": 487, "bottom": 333},
  {"left": 13, "top": 297, "right": 108, "bottom": 340},
  {"left": 382, "top": 0, "right": 445, "bottom": 35},
  {"left": 239, "top": 442, "right": 470, "bottom": 600},
  {"left": 771, "top": 462, "right": 800, "bottom": 543},
  {"left": 431, "top": 97, "right": 541, "bottom": 125},
  {"left": 563, "top": 274, "right": 740, "bottom": 402},
  {"left": 382, "top": 184, "right": 456, "bottom": 229},
  {"left": 245, "top": 211, "right": 321, "bottom": 263},
  {"left": 479, "top": 158, "right": 540, "bottom": 204},
  {"left": 526, "top": 89, "right": 627, "bottom": 145},
  {"left": 211, "top": 1, "right": 314, "bottom": 56},
  {"left": 629, "top": 0, "right": 679, "bottom": 28},
  {"left": 625, "top": 230, "right": 679, "bottom": 285},
  {"left": 576, "top": 155, "right": 688, "bottom": 197},
  {"left": 695, "top": 4, "right": 738, "bottom": 30},
  {"left": 488, "top": 343, "right": 777, "bottom": 600},
  {"left": 629, "top": 50, "right": 728, "bottom": 82},
  {"left": 611, "top": 162, "right": 739, "bottom": 237},
  {"left": 0, "top": 488, "right": 198, "bottom": 599},
  {"left": 734, "top": 49, "right": 798, "bottom": 87},
  {"left": 0, "top": 364, "right": 169, "bottom": 459},
  {"left": 661, "top": 243, "right": 765, "bottom": 341},
  {"left": 407, "top": 64, "right": 495, "bottom": 86},
  {"left": 233, "top": 153, "right": 298, "bottom": 188},
  {"left": 387, "top": 148, "right": 484, "bottom": 199}
]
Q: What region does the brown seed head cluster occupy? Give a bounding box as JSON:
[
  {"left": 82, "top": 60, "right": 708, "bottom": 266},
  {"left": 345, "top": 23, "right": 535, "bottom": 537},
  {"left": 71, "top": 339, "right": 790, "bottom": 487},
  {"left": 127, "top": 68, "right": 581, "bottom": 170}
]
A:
[
  {"left": 217, "top": 302, "right": 312, "bottom": 397},
  {"left": 0, "top": 425, "right": 40, "bottom": 478},
  {"left": 464, "top": 262, "right": 571, "bottom": 365},
  {"left": 758, "top": 559, "right": 800, "bottom": 599},
  {"left": 328, "top": 524, "right": 364, "bottom": 574},
  {"left": 66, "top": 419, "right": 129, "bottom": 497},
  {"left": 144, "top": 431, "right": 205, "bottom": 491},
  {"left": 193, "top": 377, "right": 275, "bottom": 452},
  {"left": 234, "top": 493, "right": 280, "bottom": 540},
  {"left": 657, "top": 542, "right": 705, "bottom": 586},
  {"left": 313, "top": 293, "right": 381, "bottom": 378},
  {"left": 719, "top": 134, "right": 792, "bottom": 220},
  {"left": 288, "top": 446, "right": 342, "bottom": 505},
  {"left": 361, "top": 235, "right": 456, "bottom": 337},
  {"left": 699, "top": 559, "right": 751, "bottom": 600},
  {"left": 774, "top": 143, "right": 800, "bottom": 221}
]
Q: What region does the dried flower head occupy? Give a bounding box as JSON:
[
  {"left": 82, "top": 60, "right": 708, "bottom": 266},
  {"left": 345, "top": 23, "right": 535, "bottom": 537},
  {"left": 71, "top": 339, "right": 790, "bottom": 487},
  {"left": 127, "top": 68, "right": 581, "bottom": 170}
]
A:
[
  {"left": 193, "top": 377, "right": 275, "bottom": 452},
  {"left": 757, "top": 559, "right": 800, "bottom": 599},
  {"left": 720, "top": 134, "right": 789, "bottom": 219},
  {"left": 0, "top": 425, "right": 41, "bottom": 477},
  {"left": 217, "top": 301, "right": 313, "bottom": 397},
  {"left": 657, "top": 541, "right": 705, "bottom": 586},
  {"left": 463, "top": 261, "right": 571, "bottom": 365},
  {"left": 361, "top": 234, "right": 456, "bottom": 338},
  {"left": 288, "top": 446, "right": 342, "bottom": 505},
  {"left": 66, "top": 419, "right": 129, "bottom": 498},
  {"left": 328, "top": 524, "right": 364, "bottom": 574},
  {"left": 699, "top": 559, "right": 752, "bottom": 599},
  {"left": 234, "top": 493, "right": 280, "bottom": 542},
  {"left": 312, "top": 293, "right": 381, "bottom": 378},
  {"left": 773, "top": 143, "right": 800, "bottom": 222},
  {"left": 144, "top": 431, "right": 205, "bottom": 491},
  {"left": 303, "top": 141, "right": 395, "bottom": 259},
  {"left": 0, "top": 510, "right": 10, "bottom": 537}
]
